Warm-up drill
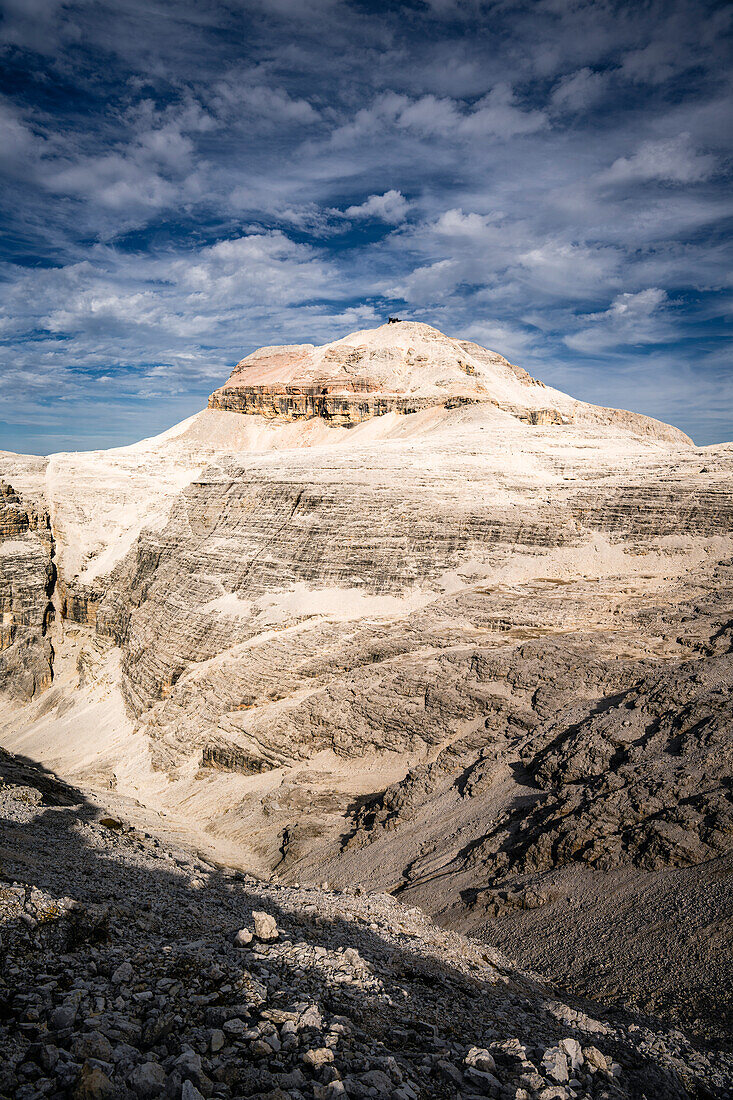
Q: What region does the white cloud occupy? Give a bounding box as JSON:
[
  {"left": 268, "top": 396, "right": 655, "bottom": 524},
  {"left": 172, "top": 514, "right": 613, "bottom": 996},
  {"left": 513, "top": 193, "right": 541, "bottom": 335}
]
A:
[
  {"left": 462, "top": 319, "right": 537, "bottom": 358},
  {"left": 395, "top": 94, "right": 461, "bottom": 135},
  {"left": 34, "top": 96, "right": 220, "bottom": 219},
  {"left": 210, "top": 80, "right": 319, "bottom": 126},
  {"left": 458, "top": 84, "right": 547, "bottom": 138},
  {"left": 48, "top": 154, "right": 178, "bottom": 211},
  {"left": 0, "top": 230, "right": 344, "bottom": 403},
  {"left": 343, "top": 190, "right": 409, "bottom": 222},
  {"left": 565, "top": 288, "right": 670, "bottom": 352},
  {"left": 517, "top": 240, "right": 622, "bottom": 298},
  {"left": 134, "top": 126, "right": 194, "bottom": 170},
  {"left": 551, "top": 68, "right": 608, "bottom": 113},
  {"left": 596, "top": 287, "right": 668, "bottom": 319},
  {"left": 391, "top": 259, "right": 460, "bottom": 302},
  {"left": 0, "top": 100, "right": 45, "bottom": 174},
  {"left": 328, "top": 86, "right": 546, "bottom": 146},
  {"left": 620, "top": 39, "right": 686, "bottom": 85},
  {"left": 601, "top": 134, "right": 715, "bottom": 185},
  {"left": 172, "top": 231, "right": 335, "bottom": 309},
  {"left": 431, "top": 209, "right": 496, "bottom": 240},
  {"left": 389, "top": 210, "right": 622, "bottom": 305}
]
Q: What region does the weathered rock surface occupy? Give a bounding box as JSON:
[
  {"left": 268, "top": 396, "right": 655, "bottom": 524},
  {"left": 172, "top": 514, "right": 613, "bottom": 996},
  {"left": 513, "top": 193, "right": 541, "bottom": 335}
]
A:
[
  {"left": 300, "top": 560, "right": 733, "bottom": 1043},
  {"left": 0, "top": 480, "right": 55, "bottom": 700},
  {"left": 1, "top": 749, "right": 731, "bottom": 1099},
  {"left": 0, "top": 321, "right": 731, "bottom": 1053},
  {"left": 210, "top": 324, "right": 692, "bottom": 445}
]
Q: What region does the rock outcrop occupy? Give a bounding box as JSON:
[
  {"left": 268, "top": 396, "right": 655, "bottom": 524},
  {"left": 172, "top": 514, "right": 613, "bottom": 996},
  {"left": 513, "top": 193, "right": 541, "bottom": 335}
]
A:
[{"left": 0, "top": 481, "right": 55, "bottom": 700}]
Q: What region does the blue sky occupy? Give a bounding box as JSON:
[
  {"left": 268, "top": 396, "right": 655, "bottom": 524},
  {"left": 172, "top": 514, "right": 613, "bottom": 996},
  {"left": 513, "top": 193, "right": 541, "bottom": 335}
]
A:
[{"left": 0, "top": 0, "right": 731, "bottom": 453}]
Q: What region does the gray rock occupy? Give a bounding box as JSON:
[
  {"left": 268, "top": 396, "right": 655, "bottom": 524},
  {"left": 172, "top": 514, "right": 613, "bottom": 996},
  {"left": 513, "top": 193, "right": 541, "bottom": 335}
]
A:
[
  {"left": 252, "top": 911, "right": 278, "bottom": 941},
  {"left": 180, "top": 1083, "right": 205, "bottom": 1100},
  {"left": 465, "top": 1046, "right": 496, "bottom": 1072},
  {"left": 72, "top": 1034, "right": 113, "bottom": 1063},
  {"left": 222, "top": 1018, "right": 247, "bottom": 1035},
  {"left": 0, "top": 731, "right": 728, "bottom": 1100},
  {"left": 50, "top": 1004, "right": 77, "bottom": 1031},
  {"left": 465, "top": 1064, "right": 503, "bottom": 1091},
  {"left": 297, "top": 1005, "right": 323, "bottom": 1030},
  {"left": 302, "top": 1047, "right": 334, "bottom": 1068},
  {"left": 558, "top": 1037, "right": 583, "bottom": 1073},
  {"left": 112, "top": 961, "right": 133, "bottom": 985},
  {"left": 128, "top": 1061, "right": 166, "bottom": 1098},
  {"left": 174, "top": 1049, "right": 202, "bottom": 1084},
  {"left": 583, "top": 1046, "right": 608, "bottom": 1071},
  {"left": 542, "top": 1047, "right": 569, "bottom": 1083},
  {"left": 437, "top": 1060, "right": 465, "bottom": 1087},
  {"left": 360, "top": 1069, "right": 395, "bottom": 1097},
  {"left": 73, "top": 1062, "right": 114, "bottom": 1099}
]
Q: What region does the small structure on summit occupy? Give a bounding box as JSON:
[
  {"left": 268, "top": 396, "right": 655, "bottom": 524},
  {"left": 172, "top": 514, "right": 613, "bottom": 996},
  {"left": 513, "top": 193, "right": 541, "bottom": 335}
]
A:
[{"left": 388, "top": 316, "right": 402, "bottom": 323}]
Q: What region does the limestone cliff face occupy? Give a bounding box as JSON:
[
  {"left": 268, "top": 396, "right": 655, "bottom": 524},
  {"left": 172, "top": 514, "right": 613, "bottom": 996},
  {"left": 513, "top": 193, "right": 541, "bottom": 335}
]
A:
[
  {"left": 0, "top": 323, "right": 722, "bottom": 767},
  {"left": 208, "top": 383, "right": 436, "bottom": 425},
  {"left": 0, "top": 481, "right": 55, "bottom": 699},
  {"left": 93, "top": 431, "right": 732, "bottom": 751}
]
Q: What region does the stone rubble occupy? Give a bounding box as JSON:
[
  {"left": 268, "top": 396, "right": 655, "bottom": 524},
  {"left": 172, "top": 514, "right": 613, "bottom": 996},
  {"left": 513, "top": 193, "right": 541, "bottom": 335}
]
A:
[{"left": 1, "top": 751, "right": 731, "bottom": 1100}]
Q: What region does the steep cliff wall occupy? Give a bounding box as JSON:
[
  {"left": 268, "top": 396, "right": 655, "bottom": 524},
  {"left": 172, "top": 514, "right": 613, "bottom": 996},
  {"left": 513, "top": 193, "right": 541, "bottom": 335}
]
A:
[
  {"left": 208, "top": 383, "right": 437, "bottom": 424},
  {"left": 0, "top": 480, "right": 56, "bottom": 699}
]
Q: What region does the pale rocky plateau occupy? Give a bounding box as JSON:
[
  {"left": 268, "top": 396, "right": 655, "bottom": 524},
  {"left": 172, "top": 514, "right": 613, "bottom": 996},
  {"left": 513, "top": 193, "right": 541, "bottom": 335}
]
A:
[{"left": 0, "top": 321, "right": 731, "bottom": 1098}]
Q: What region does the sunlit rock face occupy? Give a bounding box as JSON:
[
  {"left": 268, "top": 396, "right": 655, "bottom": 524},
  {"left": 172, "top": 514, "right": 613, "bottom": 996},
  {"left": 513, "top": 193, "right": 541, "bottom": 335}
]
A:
[
  {"left": 0, "top": 321, "right": 731, "bottom": 1039},
  {"left": 209, "top": 322, "right": 692, "bottom": 442}
]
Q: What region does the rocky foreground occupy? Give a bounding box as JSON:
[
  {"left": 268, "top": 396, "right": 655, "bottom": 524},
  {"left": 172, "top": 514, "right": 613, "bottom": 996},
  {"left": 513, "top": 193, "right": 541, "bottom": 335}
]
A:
[{"left": 1, "top": 749, "right": 731, "bottom": 1100}]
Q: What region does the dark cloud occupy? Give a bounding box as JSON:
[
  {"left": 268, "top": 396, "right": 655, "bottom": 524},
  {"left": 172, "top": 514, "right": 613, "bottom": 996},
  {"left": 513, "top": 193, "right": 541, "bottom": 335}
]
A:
[{"left": 0, "top": 0, "right": 731, "bottom": 449}]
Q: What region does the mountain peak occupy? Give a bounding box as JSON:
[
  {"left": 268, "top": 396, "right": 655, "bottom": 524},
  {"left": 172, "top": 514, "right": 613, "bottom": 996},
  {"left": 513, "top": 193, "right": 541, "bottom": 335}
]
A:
[
  {"left": 208, "top": 320, "right": 563, "bottom": 426},
  {"left": 209, "top": 322, "right": 691, "bottom": 444}
]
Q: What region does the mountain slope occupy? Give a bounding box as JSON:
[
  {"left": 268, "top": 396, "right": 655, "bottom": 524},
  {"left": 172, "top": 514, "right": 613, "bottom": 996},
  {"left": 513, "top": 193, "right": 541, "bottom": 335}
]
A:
[
  {"left": 0, "top": 321, "right": 730, "bottom": 1048},
  {"left": 3, "top": 746, "right": 729, "bottom": 1100}
]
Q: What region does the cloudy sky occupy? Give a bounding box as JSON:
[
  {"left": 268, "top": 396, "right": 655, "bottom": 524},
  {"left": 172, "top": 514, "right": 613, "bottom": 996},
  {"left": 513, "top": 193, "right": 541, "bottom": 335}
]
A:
[{"left": 1, "top": 0, "right": 731, "bottom": 452}]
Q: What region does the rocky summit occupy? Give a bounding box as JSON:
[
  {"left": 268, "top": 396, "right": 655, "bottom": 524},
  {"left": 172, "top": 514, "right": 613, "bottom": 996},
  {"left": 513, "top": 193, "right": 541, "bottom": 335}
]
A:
[{"left": 1, "top": 321, "right": 732, "bottom": 1098}]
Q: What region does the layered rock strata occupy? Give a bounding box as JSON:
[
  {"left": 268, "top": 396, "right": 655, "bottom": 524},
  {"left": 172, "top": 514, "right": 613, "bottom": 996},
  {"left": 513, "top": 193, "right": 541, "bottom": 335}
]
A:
[
  {"left": 0, "top": 481, "right": 55, "bottom": 700},
  {"left": 209, "top": 323, "right": 692, "bottom": 445},
  {"left": 0, "top": 321, "right": 731, "bottom": 1045},
  {"left": 209, "top": 382, "right": 436, "bottom": 424},
  {"left": 298, "top": 559, "right": 733, "bottom": 1041}
]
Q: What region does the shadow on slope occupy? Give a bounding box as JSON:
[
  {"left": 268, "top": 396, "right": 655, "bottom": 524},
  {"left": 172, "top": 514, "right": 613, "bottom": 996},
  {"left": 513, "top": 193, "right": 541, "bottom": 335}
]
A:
[{"left": 0, "top": 748, "right": 725, "bottom": 1099}]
